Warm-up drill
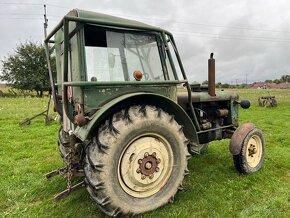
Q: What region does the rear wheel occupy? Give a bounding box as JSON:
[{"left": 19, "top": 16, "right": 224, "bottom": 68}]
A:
[
  {"left": 58, "top": 127, "right": 81, "bottom": 166},
  {"left": 58, "top": 127, "right": 70, "bottom": 164},
  {"left": 233, "top": 128, "right": 265, "bottom": 173},
  {"left": 84, "top": 105, "right": 190, "bottom": 216}
]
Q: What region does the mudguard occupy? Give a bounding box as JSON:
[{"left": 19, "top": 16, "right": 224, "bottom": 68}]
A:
[
  {"left": 229, "top": 123, "right": 256, "bottom": 155},
  {"left": 73, "top": 92, "right": 199, "bottom": 144}
]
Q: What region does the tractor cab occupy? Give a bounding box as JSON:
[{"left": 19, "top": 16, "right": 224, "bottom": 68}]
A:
[{"left": 46, "top": 10, "right": 186, "bottom": 126}]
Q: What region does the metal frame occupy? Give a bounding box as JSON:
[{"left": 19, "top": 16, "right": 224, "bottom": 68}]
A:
[{"left": 44, "top": 15, "right": 199, "bottom": 130}]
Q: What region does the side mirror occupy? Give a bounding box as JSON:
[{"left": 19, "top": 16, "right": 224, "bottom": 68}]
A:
[
  {"left": 240, "top": 99, "right": 251, "bottom": 109},
  {"left": 108, "top": 53, "right": 115, "bottom": 68}
]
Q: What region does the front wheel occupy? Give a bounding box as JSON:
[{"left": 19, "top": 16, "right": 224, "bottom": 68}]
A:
[
  {"left": 233, "top": 128, "right": 265, "bottom": 173},
  {"left": 84, "top": 105, "right": 190, "bottom": 216}
]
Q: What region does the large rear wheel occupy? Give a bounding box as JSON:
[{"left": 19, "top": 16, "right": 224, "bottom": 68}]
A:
[{"left": 84, "top": 105, "right": 190, "bottom": 216}]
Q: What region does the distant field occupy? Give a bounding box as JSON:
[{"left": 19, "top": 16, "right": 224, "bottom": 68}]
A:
[{"left": 0, "top": 89, "right": 289, "bottom": 217}]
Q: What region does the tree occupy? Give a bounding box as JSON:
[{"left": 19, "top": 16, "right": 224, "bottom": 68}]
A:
[
  {"left": 202, "top": 80, "right": 208, "bottom": 85},
  {"left": 0, "top": 41, "right": 52, "bottom": 97},
  {"left": 280, "top": 75, "right": 290, "bottom": 83}
]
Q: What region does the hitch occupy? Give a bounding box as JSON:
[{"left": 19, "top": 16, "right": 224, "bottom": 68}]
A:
[
  {"left": 45, "top": 166, "right": 85, "bottom": 201},
  {"left": 54, "top": 181, "right": 85, "bottom": 201}
]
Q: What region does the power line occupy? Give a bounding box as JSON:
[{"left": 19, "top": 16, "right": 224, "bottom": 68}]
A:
[
  {"left": 0, "top": 7, "right": 289, "bottom": 44},
  {"left": 172, "top": 30, "right": 290, "bottom": 43},
  {"left": 113, "top": 13, "right": 290, "bottom": 34},
  {"left": 0, "top": 2, "right": 70, "bottom": 9},
  {"left": 1, "top": 4, "right": 289, "bottom": 34}
]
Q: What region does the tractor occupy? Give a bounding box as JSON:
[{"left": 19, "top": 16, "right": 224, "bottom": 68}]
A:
[{"left": 44, "top": 9, "right": 265, "bottom": 217}]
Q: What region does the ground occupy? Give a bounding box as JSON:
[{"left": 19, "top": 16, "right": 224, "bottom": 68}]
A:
[{"left": 0, "top": 89, "right": 289, "bottom": 217}]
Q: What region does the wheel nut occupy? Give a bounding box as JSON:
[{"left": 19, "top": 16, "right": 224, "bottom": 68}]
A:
[
  {"left": 141, "top": 175, "right": 146, "bottom": 180},
  {"left": 144, "top": 152, "right": 149, "bottom": 157},
  {"left": 136, "top": 168, "right": 141, "bottom": 173},
  {"left": 149, "top": 174, "right": 154, "bottom": 179},
  {"left": 152, "top": 152, "right": 156, "bottom": 158},
  {"left": 157, "top": 158, "right": 161, "bottom": 164},
  {"left": 155, "top": 167, "right": 159, "bottom": 172},
  {"left": 138, "top": 159, "right": 143, "bottom": 164}
]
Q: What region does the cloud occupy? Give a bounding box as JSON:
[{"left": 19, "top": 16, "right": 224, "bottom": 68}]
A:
[{"left": 0, "top": 0, "right": 289, "bottom": 83}]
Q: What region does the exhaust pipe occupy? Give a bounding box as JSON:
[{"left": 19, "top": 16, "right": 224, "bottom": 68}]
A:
[{"left": 208, "top": 53, "right": 215, "bottom": 96}]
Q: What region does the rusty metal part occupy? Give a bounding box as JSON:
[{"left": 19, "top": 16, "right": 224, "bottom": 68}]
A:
[
  {"left": 45, "top": 167, "right": 84, "bottom": 179},
  {"left": 45, "top": 166, "right": 68, "bottom": 179},
  {"left": 139, "top": 155, "right": 158, "bottom": 176},
  {"left": 54, "top": 181, "right": 85, "bottom": 201},
  {"left": 216, "top": 109, "right": 229, "bottom": 117},
  {"left": 74, "top": 114, "right": 88, "bottom": 127},
  {"left": 208, "top": 53, "right": 215, "bottom": 96},
  {"left": 229, "top": 123, "right": 255, "bottom": 155},
  {"left": 248, "top": 144, "right": 257, "bottom": 157}
]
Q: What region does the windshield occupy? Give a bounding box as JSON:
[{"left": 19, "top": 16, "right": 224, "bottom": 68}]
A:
[{"left": 84, "top": 26, "right": 174, "bottom": 82}]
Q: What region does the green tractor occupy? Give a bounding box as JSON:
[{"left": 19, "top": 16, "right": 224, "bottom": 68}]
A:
[{"left": 44, "top": 9, "right": 265, "bottom": 216}]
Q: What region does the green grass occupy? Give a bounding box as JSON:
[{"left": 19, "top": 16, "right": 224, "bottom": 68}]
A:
[{"left": 0, "top": 89, "right": 289, "bottom": 217}]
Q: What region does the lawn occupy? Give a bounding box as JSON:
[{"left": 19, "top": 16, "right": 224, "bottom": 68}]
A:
[{"left": 0, "top": 89, "right": 289, "bottom": 217}]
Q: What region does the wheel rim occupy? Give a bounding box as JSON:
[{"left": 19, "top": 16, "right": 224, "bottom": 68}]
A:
[
  {"left": 246, "top": 134, "right": 263, "bottom": 168},
  {"left": 118, "top": 133, "right": 173, "bottom": 198}
]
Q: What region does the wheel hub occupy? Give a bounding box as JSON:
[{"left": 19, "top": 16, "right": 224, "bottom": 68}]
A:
[
  {"left": 137, "top": 152, "right": 160, "bottom": 179},
  {"left": 248, "top": 144, "right": 258, "bottom": 157},
  {"left": 246, "top": 135, "right": 262, "bottom": 167},
  {"left": 118, "top": 134, "right": 173, "bottom": 198}
]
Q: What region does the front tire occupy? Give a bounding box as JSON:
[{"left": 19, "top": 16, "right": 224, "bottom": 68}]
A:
[
  {"left": 233, "top": 128, "right": 265, "bottom": 173},
  {"left": 84, "top": 105, "right": 190, "bottom": 216}
]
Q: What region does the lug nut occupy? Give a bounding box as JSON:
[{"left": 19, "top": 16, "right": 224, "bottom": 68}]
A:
[
  {"left": 138, "top": 159, "right": 143, "bottom": 164},
  {"left": 144, "top": 152, "right": 149, "bottom": 157},
  {"left": 136, "top": 168, "right": 141, "bottom": 173},
  {"left": 157, "top": 158, "right": 161, "bottom": 164},
  {"left": 141, "top": 175, "right": 146, "bottom": 180},
  {"left": 149, "top": 174, "right": 154, "bottom": 179},
  {"left": 152, "top": 152, "right": 156, "bottom": 158},
  {"left": 155, "top": 167, "right": 159, "bottom": 172}
]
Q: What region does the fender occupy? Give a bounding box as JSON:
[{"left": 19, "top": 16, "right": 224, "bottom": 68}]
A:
[
  {"left": 74, "top": 92, "right": 199, "bottom": 144},
  {"left": 229, "top": 123, "right": 256, "bottom": 155}
]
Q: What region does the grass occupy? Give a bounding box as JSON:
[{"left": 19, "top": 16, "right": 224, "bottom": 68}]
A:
[{"left": 0, "top": 89, "right": 289, "bottom": 217}]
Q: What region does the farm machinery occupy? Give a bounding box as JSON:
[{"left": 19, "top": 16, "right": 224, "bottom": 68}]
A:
[{"left": 44, "top": 9, "right": 265, "bottom": 216}]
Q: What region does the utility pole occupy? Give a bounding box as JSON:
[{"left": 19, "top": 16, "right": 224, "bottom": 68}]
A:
[
  {"left": 246, "top": 73, "right": 248, "bottom": 86},
  {"left": 43, "top": 4, "right": 48, "bottom": 38}
]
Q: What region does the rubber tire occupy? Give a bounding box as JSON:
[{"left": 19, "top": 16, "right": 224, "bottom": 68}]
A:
[
  {"left": 84, "top": 105, "right": 190, "bottom": 217},
  {"left": 233, "top": 128, "right": 265, "bottom": 174},
  {"left": 58, "top": 127, "right": 70, "bottom": 164}
]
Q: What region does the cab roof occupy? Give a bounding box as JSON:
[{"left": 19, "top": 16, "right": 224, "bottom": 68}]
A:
[{"left": 67, "top": 9, "right": 167, "bottom": 33}]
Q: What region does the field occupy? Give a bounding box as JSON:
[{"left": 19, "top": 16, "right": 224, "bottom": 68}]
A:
[{"left": 0, "top": 89, "right": 289, "bottom": 217}]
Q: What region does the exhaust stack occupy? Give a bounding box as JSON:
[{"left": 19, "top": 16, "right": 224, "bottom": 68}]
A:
[{"left": 208, "top": 53, "right": 215, "bottom": 96}]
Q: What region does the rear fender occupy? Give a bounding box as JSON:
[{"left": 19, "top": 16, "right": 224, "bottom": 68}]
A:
[
  {"left": 229, "top": 123, "right": 256, "bottom": 155},
  {"left": 73, "top": 92, "right": 199, "bottom": 144}
]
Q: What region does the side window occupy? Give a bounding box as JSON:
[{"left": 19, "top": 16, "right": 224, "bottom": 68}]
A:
[{"left": 167, "top": 36, "right": 184, "bottom": 80}]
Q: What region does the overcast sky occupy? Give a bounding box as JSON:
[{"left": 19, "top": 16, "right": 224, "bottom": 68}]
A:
[{"left": 0, "top": 0, "right": 289, "bottom": 84}]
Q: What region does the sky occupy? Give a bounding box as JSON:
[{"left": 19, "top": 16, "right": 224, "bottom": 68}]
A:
[{"left": 0, "top": 0, "right": 289, "bottom": 84}]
